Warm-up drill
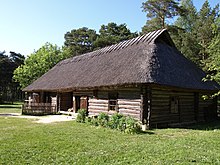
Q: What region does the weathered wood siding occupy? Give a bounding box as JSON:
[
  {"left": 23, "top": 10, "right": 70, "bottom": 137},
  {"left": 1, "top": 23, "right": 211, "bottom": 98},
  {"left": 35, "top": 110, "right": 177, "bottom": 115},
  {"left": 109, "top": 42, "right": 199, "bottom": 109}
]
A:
[
  {"left": 88, "top": 98, "right": 109, "bottom": 116},
  {"left": 151, "top": 89, "right": 179, "bottom": 125},
  {"left": 198, "top": 94, "right": 217, "bottom": 121},
  {"left": 88, "top": 88, "right": 141, "bottom": 120},
  {"left": 151, "top": 88, "right": 195, "bottom": 125},
  {"left": 179, "top": 93, "right": 195, "bottom": 122},
  {"left": 118, "top": 89, "right": 141, "bottom": 120}
]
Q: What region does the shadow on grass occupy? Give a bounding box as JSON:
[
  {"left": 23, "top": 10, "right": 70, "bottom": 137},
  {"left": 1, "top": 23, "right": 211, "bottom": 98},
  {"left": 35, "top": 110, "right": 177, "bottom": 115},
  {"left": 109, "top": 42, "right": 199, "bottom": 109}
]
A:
[{"left": 138, "top": 131, "right": 155, "bottom": 135}]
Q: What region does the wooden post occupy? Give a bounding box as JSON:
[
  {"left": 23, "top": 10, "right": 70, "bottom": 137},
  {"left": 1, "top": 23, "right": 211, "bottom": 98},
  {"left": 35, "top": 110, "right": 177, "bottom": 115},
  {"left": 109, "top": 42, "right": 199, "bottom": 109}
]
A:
[
  {"left": 56, "top": 93, "right": 60, "bottom": 112},
  {"left": 140, "top": 86, "right": 146, "bottom": 124},
  {"left": 141, "top": 86, "right": 152, "bottom": 130},
  {"left": 146, "top": 86, "right": 152, "bottom": 129}
]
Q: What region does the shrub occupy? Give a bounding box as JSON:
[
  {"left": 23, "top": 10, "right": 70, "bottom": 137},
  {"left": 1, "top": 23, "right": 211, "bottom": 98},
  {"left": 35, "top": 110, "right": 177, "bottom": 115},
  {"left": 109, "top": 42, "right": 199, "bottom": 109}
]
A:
[
  {"left": 90, "top": 116, "right": 99, "bottom": 126},
  {"left": 85, "top": 112, "right": 141, "bottom": 134},
  {"left": 76, "top": 109, "right": 87, "bottom": 123},
  {"left": 118, "top": 116, "right": 127, "bottom": 132},
  {"left": 98, "top": 113, "right": 109, "bottom": 127},
  {"left": 124, "top": 117, "right": 141, "bottom": 134},
  {"left": 108, "top": 113, "right": 123, "bottom": 129}
]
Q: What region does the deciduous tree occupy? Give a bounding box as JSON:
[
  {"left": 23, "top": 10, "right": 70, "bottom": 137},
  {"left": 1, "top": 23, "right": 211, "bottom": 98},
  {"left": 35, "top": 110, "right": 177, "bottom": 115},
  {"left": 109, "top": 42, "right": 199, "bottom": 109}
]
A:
[{"left": 13, "top": 43, "right": 71, "bottom": 89}]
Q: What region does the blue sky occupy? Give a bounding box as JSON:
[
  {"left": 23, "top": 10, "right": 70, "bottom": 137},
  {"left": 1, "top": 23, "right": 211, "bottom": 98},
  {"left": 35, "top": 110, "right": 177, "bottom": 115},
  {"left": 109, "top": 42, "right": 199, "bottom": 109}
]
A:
[{"left": 0, "top": 0, "right": 219, "bottom": 56}]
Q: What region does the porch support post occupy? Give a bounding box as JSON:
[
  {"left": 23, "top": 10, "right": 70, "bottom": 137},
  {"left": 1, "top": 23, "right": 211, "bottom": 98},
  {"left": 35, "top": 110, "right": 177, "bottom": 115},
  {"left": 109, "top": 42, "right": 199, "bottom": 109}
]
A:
[
  {"left": 140, "top": 86, "right": 146, "bottom": 124},
  {"left": 146, "top": 86, "right": 152, "bottom": 129},
  {"left": 141, "top": 86, "right": 152, "bottom": 130},
  {"left": 56, "top": 93, "right": 60, "bottom": 112}
]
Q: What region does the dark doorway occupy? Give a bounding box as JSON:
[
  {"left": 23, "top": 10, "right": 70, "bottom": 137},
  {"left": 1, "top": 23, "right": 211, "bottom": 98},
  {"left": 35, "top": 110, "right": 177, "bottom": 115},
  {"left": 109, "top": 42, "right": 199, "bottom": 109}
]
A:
[{"left": 60, "top": 92, "right": 73, "bottom": 111}]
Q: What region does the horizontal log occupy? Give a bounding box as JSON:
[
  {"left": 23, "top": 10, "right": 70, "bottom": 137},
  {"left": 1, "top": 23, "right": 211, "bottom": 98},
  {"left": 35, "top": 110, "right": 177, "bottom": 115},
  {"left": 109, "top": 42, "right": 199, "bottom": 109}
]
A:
[
  {"left": 88, "top": 103, "right": 108, "bottom": 107},
  {"left": 152, "top": 106, "right": 169, "bottom": 110},
  {"left": 117, "top": 99, "right": 141, "bottom": 102},
  {"left": 118, "top": 88, "right": 141, "bottom": 92},
  {"left": 119, "top": 93, "right": 140, "bottom": 99},
  {"left": 119, "top": 109, "right": 140, "bottom": 114},
  {"left": 89, "top": 99, "right": 108, "bottom": 104},
  {"left": 118, "top": 105, "right": 140, "bottom": 110},
  {"left": 152, "top": 95, "right": 170, "bottom": 98},
  {"left": 152, "top": 90, "right": 193, "bottom": 96},
  {"left": 88, "top": 106, "right": 108, "bottom": 111},
  {"left": 118, "top": 101, "right": 141, "bottom": 106},
  {"left": 88, "top": 109, "right": 108, "bottom": 113},
  {"left": 151, "top": 101, "right": 170, "bottom": 107}
]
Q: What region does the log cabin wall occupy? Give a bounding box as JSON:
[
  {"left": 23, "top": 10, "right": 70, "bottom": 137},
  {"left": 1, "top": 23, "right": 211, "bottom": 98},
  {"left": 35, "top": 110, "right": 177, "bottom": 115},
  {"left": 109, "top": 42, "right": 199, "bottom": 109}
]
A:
[
  {"left": 118, "top": 88, "right": 141, "bottom": 120},
  {"left": 198, "top": 93, "right": 217, "bottom": 121},
  {"left": 150, "top": 88, "right": 196, "bottom": 126},
  {"left": 88, "top": 88, "right": 142, "bottom": 120}
]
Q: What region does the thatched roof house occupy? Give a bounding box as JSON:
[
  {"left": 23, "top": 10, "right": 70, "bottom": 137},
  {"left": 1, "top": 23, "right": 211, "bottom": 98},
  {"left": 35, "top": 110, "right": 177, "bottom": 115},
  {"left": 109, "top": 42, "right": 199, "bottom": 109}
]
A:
[{"left": 23, "top": 29, "right": 219, "bottom": 128}]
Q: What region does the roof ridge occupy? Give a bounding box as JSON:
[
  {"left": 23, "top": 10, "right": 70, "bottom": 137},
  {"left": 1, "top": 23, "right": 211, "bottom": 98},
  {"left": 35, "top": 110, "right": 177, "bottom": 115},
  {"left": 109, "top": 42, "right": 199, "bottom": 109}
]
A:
[{"left": 58, "top": 29, "right": 167, "bottom": 66}]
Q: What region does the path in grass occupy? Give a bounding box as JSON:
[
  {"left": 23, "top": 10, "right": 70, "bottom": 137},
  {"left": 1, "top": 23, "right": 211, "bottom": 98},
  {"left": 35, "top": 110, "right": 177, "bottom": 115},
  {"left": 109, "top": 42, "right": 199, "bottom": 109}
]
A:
[{"left": 0, "top": 103, "right": 75, "bottom": 123}]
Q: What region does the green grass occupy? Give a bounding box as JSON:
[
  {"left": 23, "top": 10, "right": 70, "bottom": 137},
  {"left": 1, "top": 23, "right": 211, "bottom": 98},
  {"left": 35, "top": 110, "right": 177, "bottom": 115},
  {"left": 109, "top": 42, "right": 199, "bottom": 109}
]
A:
[
  {"left": 1, "top": 105, "right": 220, "bottom": 164},
  {"left": 0, "top": 102, "right": 22, "bottom": 114}
]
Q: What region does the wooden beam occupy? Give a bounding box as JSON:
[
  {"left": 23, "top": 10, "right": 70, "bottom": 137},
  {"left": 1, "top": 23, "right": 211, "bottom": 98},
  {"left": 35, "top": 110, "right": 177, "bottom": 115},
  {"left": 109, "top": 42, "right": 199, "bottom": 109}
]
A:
[{"left": 146, "top": 86, "right": 152, "bottom": 129}]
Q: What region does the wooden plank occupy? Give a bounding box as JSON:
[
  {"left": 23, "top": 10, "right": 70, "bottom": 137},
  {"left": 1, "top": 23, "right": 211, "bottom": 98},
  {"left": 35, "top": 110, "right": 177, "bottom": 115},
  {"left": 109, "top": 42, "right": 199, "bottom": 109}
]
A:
[
  {"left": 89, "top": 99, "right": 108, "bottom": 104},
  {"left": 88, "top": 106, "right": 108, "bottom": 111},
  {"left": 118, "top": 105, "right": 140, "bottom": 110},
  {"left": 119, "top": 109, "right": 140, "bottom": 114},
  {"left": 118, "top": 101, "right": 141, "bottom": 106},
  {"left": 117, "top": 99, "right": 141, "bottom": 102},
  {"left": 88, "top": 103, "right": 108, "bottom": 107},
  {"left": 89, "top": 109, "right": 108, "bottom": 113}
]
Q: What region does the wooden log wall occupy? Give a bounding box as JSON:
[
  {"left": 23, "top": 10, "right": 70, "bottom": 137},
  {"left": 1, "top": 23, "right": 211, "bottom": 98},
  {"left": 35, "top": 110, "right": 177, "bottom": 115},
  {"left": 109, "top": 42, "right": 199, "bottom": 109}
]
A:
[
  {"left": 151, "top": 88, "right": 195, "bottom": 125},
  {"left": 198, "top": 94, "right": 216, "bottom": 121},
  {"left": 88, "top": 98, "right": 109, "bottom": 116},
  {"left": 88, "top": 88, "right": 141, "bottom": 120},
  {"left": 118, "top": 89, "right": 141, "bottom": 120},
  {"left": 179, "top": 93, "right": 195, "bottom": 122}
]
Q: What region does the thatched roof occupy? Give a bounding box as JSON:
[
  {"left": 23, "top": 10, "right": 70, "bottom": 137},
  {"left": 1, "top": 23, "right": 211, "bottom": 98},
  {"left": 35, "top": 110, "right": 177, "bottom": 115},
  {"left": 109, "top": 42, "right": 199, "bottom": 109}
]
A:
[{"left": 23, "top": 29, "right": 220, "bottom": 92}]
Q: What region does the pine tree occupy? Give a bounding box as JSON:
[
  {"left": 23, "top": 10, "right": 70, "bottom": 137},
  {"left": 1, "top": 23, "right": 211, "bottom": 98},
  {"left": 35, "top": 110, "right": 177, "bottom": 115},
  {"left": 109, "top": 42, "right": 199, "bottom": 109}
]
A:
[{"left": 141, "top": 0, "right": 185, "bottom": 33}]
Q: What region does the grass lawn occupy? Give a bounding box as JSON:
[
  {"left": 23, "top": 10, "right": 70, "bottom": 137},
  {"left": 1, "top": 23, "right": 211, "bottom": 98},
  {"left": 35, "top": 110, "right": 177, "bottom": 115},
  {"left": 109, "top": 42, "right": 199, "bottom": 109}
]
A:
[
  {"left": 1, "top": 104, "right": 220, "bottom": 164},
  {"left": 0, "top": 102, "right": 22, "bottom": 114}
]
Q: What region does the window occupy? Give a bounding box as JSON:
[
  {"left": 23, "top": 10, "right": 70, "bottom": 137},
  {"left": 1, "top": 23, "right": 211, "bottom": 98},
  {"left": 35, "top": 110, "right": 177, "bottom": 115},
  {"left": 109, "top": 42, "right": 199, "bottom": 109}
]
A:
[
  {"left": 170, "top": 96, "right": 179, "bottom": 113},
  {"left": 108, "top": 93, "right": 118, "bottom": 111}
]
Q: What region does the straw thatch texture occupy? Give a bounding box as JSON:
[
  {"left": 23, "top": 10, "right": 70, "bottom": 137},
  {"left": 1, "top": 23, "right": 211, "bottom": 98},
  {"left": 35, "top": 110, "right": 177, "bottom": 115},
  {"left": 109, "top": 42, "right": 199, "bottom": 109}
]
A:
[{"left": 23, "top": 29, "right": 219, "bottom": 92}]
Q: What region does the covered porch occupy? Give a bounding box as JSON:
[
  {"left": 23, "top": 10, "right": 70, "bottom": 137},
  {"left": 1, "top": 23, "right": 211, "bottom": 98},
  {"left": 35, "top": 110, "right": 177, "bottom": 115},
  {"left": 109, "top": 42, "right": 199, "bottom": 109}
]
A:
[
  {"left": 22, "top": 102, "right": 57, "bottom": 115},
  {"left": 22, "top": 91, "right": 89, "bottom": 115}
]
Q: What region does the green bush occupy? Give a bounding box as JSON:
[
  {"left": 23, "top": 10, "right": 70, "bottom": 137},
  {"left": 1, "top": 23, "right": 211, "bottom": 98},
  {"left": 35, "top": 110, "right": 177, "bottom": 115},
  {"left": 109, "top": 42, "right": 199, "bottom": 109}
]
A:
[
  {"left": 108, "top": 113, "right": 123, "bottom": 129},
  {"left": 85, "top": 112, "right": 141, "bottom": 134},
  {"left": 124, "top": 117, "right": 141, "bottom": 134},
  {"left": 98, "top": 113, "right": 109, "bottom": 127},
  {"left": 90, "top": 116, "right": 99, "bottom": 126},
  {"left": 118, "top": 116, "right": 127, "bottom": 132},
  {"left": 76, "top": 109, "right": 87, "bottom": 123}
]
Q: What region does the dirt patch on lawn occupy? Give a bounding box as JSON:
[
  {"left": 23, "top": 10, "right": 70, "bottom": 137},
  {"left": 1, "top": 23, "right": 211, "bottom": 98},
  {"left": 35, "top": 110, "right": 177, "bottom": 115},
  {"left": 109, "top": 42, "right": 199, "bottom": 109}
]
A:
[{"left": 0, "top": 113, "right": 75, "bottom": 123}]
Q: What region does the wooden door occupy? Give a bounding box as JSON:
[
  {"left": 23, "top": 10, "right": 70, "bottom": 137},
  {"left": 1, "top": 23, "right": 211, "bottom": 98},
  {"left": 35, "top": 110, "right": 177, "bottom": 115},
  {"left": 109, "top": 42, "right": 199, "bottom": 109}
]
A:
[{"left": 80, "top": 96, "right": 88, "bottom": 110}]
